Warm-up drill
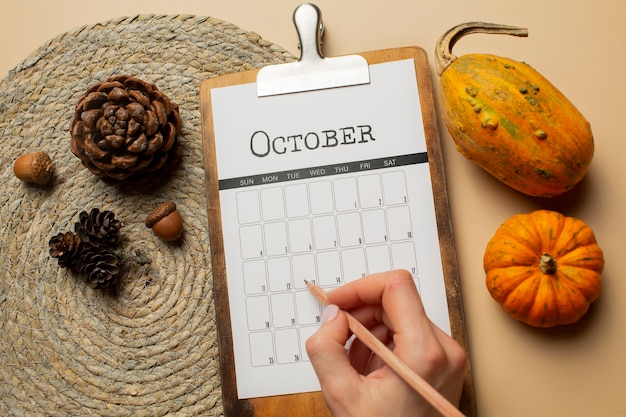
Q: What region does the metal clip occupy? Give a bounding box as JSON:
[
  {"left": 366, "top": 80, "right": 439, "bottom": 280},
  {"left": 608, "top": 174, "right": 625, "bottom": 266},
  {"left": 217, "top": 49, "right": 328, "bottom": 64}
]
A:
[{"left": 257, "top": 3, "right": 370, "bottom": 97}]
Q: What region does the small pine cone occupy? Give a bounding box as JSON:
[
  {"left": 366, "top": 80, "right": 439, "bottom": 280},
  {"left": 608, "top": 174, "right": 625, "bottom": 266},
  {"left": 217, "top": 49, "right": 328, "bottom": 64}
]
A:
[
  {"left": 74, "top": 208, "right": 122, "bottom": 249},
  {"left": 70, "top": 75, "right": 182, "bottom": 185},
  {"left": 49, "top": 231, "right": 84, "bottom": 268},
  {"left": 78, "top": 246, "right": 121, "bottom": 289}
]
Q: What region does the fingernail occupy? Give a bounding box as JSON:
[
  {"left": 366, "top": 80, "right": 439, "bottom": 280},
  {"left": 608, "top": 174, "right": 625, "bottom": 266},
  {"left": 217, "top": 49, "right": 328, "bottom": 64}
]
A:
[{"left": 322, "top": 304, "right": 339, "bottom": 323}]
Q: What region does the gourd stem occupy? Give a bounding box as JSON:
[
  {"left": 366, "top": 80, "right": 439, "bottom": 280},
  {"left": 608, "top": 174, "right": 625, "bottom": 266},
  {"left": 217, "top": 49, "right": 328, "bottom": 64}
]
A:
[
  {"left": 435, "top": 22, "right": 529, "bottom": 76},
  {"left": 539, "top": 253, "right": 558, "bottom": 274}
]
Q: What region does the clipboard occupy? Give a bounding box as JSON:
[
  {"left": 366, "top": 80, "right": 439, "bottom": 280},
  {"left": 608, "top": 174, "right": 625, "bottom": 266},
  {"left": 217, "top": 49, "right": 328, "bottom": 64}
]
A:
[{"left": 199, "top": 4, "right": 476, "bottom": 416}]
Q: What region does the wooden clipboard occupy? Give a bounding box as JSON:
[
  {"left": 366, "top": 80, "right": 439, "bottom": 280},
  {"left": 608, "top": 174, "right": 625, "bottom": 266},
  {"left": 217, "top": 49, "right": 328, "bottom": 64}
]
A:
[{"left": 199, "top": 5, "right": 476, "bottom": 417}]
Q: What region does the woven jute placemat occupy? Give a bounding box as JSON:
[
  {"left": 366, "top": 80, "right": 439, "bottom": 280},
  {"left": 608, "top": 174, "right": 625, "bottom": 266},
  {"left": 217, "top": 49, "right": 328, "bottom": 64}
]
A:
[{"left": 0, "top": 14, "right": 295, "bottom": 416}]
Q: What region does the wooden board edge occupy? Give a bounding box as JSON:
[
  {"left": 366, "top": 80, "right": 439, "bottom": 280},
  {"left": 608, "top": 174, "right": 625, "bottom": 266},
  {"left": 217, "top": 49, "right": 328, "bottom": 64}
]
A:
[{"left": 199, "top": 78, "right": 243, "bottom": 416}]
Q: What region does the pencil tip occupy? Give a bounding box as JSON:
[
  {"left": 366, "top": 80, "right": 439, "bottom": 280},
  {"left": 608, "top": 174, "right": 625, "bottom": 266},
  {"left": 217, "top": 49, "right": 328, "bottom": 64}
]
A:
[{"left": 303, "top": 279, "right": 309, "bottom": 284}]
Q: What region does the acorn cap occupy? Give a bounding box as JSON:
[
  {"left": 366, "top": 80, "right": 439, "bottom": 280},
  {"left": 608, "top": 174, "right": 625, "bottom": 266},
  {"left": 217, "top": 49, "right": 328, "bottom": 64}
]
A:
[
  {"left": 145, "top": 201, "right": 177, "bottom": 228},
  {"left": 31, "top": 151, "right": 54, "bottom": 184}
]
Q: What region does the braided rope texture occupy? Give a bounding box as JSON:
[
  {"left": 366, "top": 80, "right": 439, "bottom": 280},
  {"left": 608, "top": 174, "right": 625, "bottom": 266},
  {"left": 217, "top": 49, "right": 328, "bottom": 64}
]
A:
[{"left": 0, "top": 14, "right": 295, "bottom": 416}]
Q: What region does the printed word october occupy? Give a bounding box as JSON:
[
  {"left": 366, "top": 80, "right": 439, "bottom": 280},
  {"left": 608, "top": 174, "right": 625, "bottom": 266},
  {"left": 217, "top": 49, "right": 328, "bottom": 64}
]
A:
[{"left": 250, "top": 125, "right": 375, "bottom": 157}]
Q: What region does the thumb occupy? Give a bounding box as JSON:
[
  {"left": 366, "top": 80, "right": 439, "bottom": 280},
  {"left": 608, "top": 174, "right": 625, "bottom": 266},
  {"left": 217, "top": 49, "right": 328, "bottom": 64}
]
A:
[{"left": 306, "top": 305, "right": 357, "bottom": 390}]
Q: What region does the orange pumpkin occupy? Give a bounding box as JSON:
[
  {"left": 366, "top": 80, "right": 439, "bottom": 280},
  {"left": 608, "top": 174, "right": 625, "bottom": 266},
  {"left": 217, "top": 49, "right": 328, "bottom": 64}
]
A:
[
  {"left": 436, "top": 22, "right": 594, "bottom": 197},
  {"left": 484, "top": 210, "right": 603, "bottom": 327}
]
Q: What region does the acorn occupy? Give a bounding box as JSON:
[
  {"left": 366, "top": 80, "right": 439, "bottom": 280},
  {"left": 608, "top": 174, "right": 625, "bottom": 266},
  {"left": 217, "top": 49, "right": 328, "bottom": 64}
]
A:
[
  {"left": 13, "top": 151, "right": 54, "bottom": 184},
  {"left": 145, "top": 201, "right": 184, "bottom": 242}
]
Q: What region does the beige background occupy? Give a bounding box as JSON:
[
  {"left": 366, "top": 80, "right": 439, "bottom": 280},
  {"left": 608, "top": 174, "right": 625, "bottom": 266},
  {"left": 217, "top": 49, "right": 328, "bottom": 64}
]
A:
[{"left": 2, "top": 1, "right": 625, "bottom": 416}]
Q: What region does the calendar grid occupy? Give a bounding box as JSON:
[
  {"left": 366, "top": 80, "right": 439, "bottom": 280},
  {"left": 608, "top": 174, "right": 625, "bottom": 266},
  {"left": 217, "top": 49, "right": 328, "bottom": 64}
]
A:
[{"left": 235, "top": 168, "right": 420, "bottom": 368}]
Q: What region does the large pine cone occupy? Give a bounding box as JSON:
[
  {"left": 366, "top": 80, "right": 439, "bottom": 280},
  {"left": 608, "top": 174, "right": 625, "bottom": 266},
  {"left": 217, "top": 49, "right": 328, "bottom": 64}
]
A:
[
  {"left": 78, "top": 246, "right": 121, "bottom": 289},
  {"left": 70, "top": 75, "right": 182, "bottom": 185},
  {"left": 74, "top": 208, "right": 121, "bottom": 249},
  {"left": 49, "top": 231, "right": 84, "bottom": 268}
]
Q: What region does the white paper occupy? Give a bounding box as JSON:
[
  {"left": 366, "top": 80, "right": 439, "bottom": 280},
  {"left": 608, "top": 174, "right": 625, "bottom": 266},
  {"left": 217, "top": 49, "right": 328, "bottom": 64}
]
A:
[{"left": 210, "top": 59, "right": 451, "bottom": 399}]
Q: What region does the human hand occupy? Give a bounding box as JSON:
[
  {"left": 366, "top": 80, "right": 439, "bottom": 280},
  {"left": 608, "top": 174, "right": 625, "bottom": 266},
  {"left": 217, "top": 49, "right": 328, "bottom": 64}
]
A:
[{"left": 305, "top": 269, "right": 467, "bottom": 417}]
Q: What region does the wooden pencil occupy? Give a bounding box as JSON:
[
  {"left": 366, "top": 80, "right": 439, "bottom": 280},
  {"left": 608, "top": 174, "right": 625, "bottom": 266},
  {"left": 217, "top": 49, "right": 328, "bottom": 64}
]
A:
[{"left": 305, "top": 280, "right": 465, "bottom": 417}]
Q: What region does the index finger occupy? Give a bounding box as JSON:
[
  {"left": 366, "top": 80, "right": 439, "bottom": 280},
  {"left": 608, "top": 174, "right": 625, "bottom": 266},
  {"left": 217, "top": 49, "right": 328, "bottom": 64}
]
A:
[{"left": 327, "top": 269, "right": 431, "bottom": 333}]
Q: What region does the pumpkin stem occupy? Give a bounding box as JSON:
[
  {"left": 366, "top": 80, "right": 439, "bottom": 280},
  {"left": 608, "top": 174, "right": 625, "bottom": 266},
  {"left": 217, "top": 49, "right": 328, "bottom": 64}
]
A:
[
  {"left": 435, "top": 22, "right": 529, "bottom": 76},
  {"left": 539, "top": 253, "right": 558, "bottom": 274}
]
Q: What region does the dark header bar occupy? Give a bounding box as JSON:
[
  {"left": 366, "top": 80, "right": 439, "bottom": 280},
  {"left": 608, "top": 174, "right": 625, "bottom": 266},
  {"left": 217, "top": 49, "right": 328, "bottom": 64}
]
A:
[{"left": 218, "top": 152, "right": 428, "bottom": 190}]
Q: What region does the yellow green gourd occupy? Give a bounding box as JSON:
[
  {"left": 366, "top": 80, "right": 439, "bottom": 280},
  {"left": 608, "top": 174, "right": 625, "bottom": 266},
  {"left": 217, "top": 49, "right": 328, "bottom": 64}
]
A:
[{"left": 436, "top": 22, "right": 594, "bottom": 197}]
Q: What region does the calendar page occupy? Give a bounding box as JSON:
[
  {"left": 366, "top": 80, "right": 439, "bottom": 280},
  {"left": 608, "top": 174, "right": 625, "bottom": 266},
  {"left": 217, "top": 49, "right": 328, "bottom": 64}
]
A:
[{"left": 210, "top": 59, "right": 451, "bottom": 399}]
